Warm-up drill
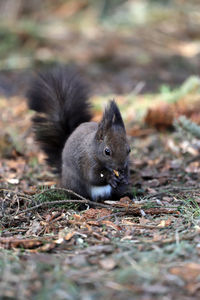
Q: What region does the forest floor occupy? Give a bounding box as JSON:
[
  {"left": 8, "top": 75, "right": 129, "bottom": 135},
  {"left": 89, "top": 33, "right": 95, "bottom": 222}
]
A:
[
  {"left": 1, "top": 1, "right": 200, "bottom": 299},
  {"left": 1, "top": 92, "right": 200, "bottom": 300}
]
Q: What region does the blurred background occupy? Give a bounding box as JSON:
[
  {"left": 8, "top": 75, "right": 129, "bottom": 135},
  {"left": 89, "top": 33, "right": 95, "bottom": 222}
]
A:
[{"left": 0, "top": 0, "right": 200, "bottom": 97}]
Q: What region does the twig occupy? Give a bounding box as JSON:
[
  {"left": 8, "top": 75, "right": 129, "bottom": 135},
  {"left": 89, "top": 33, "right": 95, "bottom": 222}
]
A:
[
  {"left": 143, "top": 231, "right": 198, "bottom": 246},
  {"left": 144, "top": 186, "right": 200, "bottom": 200},
  {"left": 16, "top": 199, "right": 178, "bottom": 216},
  {"left": 15, "top": 199, "right": 118, "bottom": 215},
  {"left": 0, "top": 188, "right": 32, "bottom": 200},
  {"left": 121, "top": 224, "right": 161, "bottom": 230},
  {"left": 97, "top": 211, "right": 126, "bottom": 222}
]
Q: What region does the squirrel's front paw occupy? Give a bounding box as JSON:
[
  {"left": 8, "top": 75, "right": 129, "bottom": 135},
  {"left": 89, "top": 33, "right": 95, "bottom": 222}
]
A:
[{"left": 108, "top": 172, "right": 120, "bottom": 189}]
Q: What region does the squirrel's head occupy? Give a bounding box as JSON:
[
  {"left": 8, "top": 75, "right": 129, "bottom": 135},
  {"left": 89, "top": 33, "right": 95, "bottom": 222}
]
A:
[{"left": 95, "top": 100, "right": 130, "bottom": 171}]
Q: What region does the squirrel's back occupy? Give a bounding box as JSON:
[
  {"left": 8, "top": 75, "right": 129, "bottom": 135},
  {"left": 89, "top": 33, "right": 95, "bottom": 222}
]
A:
[{"left": 27, "top": 67, "right": 92, "bottom": 172}]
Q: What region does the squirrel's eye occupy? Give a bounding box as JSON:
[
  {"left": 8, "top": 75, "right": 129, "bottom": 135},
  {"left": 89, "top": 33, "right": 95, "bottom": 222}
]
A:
[{"left": 104, "top": 147, "right": 111, "bottom": 156}]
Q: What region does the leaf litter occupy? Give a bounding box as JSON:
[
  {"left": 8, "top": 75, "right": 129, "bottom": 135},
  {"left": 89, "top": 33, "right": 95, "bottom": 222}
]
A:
[{"left": 1, "top": 95, "right": 200, "bottom": 299}]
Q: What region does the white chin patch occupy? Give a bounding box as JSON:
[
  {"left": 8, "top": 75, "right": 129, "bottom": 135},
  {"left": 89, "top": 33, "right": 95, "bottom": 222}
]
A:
[{"left": 90, "top": 184, "right": 112, "bottom": 201}]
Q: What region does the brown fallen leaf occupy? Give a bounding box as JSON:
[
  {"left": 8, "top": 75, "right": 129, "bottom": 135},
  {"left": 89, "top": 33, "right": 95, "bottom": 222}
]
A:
[
  {"left": 101, "top": 220, "right": 122, "bottom": 231},
  {"left": 99, "top": 257, "right": 117, "bottom": 270},
  {"left": 82, "top": 208, "right": 111, "bottom": 220},
  {"left": 29, "top": 242, "right": 57, "bottom": 253},
  {"left": 170, "top": 262, "right": 200, "bottom": 282},
  {"left": 120, "top": 196, "right": 133, "bottom": 204},
  {"left": 73, "top": 214, "right": 82, "bottom": 221},
  {"left": 157, "top": 218, "right": 172, "bottom": 228},
  {"left": 185, "top": 162, "right": 200, "bottom": 173},
  {"left": 144, "top": 95, "right": 200, "bottom": 130},
  {"left": 87, "top": 220, "right": 101, "bottom": 226},
  {"left": 64, "top": 231, "right": 76, "bottom": 241},
  {"left": 145, "top": 102, "right": 174, "bottom": 130},
  {"left": 0, "top": 237, "right": 43, "bottom": 249},
  {"left": 186, "top": 282, "right": 200, "bottom": 295}
]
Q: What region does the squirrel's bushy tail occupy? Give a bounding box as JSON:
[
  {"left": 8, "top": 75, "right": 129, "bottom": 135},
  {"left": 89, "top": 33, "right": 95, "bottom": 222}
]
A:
[{"left": 27, "top": 67, "right": 91, "bottom": 172}]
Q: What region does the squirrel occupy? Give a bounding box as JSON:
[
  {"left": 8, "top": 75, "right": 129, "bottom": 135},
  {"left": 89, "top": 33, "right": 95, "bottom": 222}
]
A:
[{"left": 27, "top": 67, "right": 131, "bottom": 201}]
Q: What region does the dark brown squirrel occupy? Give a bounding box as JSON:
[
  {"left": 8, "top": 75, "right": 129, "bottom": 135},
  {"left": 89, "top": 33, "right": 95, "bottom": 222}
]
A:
[{"left": 27, "top": 67, "right": 131, "bottom": 201}]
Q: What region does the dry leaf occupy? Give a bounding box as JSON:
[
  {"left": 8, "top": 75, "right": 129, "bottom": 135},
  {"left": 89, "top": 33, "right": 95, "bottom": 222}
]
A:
[
  {"left": 145, "top": 102, "right": 174, "bottom": 130},
  {"left": 0, "top": 237, "right": 42, "bottom": 249},
  {"left": 120, "top": 196, "right": 132, "bottom": 204},
  {"left": 157, "top": 218, "right": 172, "bottom": 228},
  {"left": 99, "top": 257, "right": 117, "bottom": 270},
  {"left": 101, "top": 220, "right": 122, "bottom": 231},
  {"left": 170, "top": 263, "right": 200, "bottom": 282},
  {"left": 64, "top": 232, "right": 76, "bottom": 241},
  {"left": 83, "top": 208, "right": 111, "bottom": 220}
]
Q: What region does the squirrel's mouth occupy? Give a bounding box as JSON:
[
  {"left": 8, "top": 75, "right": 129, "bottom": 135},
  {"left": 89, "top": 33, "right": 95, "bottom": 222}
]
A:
[
  {"left": 107, "top": 166, "right": 123, "bottom": 175},
  {"left": 106, "top": 166, "right": 120, "bottom": 175}
]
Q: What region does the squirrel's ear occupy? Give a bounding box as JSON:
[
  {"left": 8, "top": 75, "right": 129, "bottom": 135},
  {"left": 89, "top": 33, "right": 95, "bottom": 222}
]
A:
[
  {"left": 95, "top": 100, "right": 125, "bottom": 141},
  {"left": 104, "top": 100, "right": 125, "bottom": 129},
  {"left": 110, "top": 100, "right": 125, "bottom": 129}
]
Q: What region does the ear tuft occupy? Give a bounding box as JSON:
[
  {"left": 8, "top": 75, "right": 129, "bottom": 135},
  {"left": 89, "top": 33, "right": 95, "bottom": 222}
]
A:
[
  {"left": 95, "top": 100, "right": 125, "bottom": 140},
  {"left": 108, "top": 100, "right": 125, "bottom": 129}
]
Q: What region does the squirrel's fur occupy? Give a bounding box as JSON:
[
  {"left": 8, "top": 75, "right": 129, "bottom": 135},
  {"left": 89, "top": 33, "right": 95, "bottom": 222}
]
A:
[
  {"left": 27, "top": 67, "right": 91, "bottom": 172},
  {"left": 27, "top": 67, "right": 131, "bottom": 201}
]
